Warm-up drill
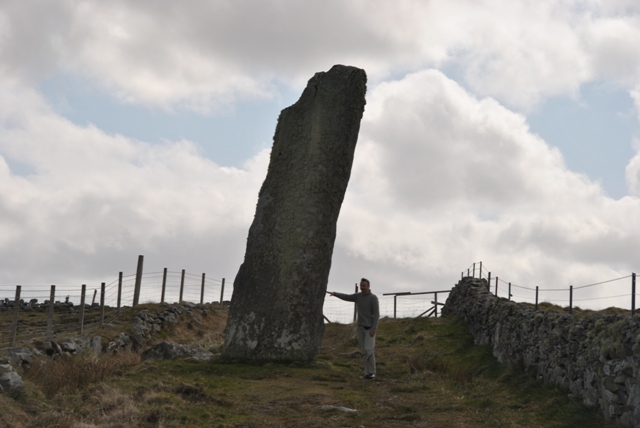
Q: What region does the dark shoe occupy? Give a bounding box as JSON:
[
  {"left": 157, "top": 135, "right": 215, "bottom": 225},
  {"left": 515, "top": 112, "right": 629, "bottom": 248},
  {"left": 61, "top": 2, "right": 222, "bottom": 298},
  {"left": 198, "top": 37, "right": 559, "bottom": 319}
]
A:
[{"left": 363, "top": 373, "right": 375, "bottom": 380}]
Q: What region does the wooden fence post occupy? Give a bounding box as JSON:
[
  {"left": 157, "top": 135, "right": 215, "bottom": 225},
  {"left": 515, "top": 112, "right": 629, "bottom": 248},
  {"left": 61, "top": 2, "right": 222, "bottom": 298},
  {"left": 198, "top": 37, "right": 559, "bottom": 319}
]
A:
[
  {"left": 394, "top": 295, "right": 397, "bottom": 319},
  {"left": 479, "top": 262, "right": 482, "bottom": 280},
  {"left": 161, "top": 268, "right": 167, "bottom": 304},
  {"left": 535, "top": 286, "right": 539, "bottom": 310},
  {"left": 487, "top": 272, "right": 491, "bottom": 293},
  {"left": 467, "top": 268, "right": 470, "bottom": 277},
  {"left": 200, "top": 273, "right": 206, "bottom": 304},
  {"left": 508, "top": 282, "right": 511, "bottom": 301},
  {"left": 47, "top": 285, "right": 55, "bottom": 340},
  {"left": 179, "top": 269, "right": 185, "bottom": 303},
  {"left": 461, "top": 271, "right": 463, "bottom": 280},
  {"left": 473, "top": 263, "right": 476, "bottom": 278},
  {"left": 9, "top": 285, "right": 21, "bottom": 347},
  {"left": 117, "top": 272, "right": 122, "bottom": 311},
  {"left": 569, "top": 285, "right": 573, "bottom": 315},
  {"left": 79, "top": 284, "right": 86, "bottom": 335},
  {"left": 434, "top": 292, "right": 438, "bottom": 318},
  {"left": 632, "top": 273, "right": 636, "bottom": 316},
  {"left": 495, "top": 276, "right": 498, "bottom": 296},
  {"left": 133, "top": 255, "right": 144, "bottom": 307},
  {"left": 91, "top": 289, "right": 97, "bottom": 306},
  {"left": 219, "top": 278, "right": 225, "bottom": 304},
  {"left": 100, "top": 282, "right": 105, "bottom": 327}
]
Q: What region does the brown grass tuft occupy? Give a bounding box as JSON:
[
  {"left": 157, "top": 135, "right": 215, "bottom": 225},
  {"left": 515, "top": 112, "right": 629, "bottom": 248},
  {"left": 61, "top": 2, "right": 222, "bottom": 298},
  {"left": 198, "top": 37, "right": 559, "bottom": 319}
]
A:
[{"left": 25, "top": 351, "right": 140, "bottom": 397}]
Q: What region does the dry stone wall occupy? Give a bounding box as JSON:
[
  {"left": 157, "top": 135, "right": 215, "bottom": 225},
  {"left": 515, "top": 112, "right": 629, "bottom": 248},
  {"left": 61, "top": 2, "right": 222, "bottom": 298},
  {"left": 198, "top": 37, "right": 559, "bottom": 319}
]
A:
[{"left": 443, "top": 277, "right": 640, "bottom": 427}]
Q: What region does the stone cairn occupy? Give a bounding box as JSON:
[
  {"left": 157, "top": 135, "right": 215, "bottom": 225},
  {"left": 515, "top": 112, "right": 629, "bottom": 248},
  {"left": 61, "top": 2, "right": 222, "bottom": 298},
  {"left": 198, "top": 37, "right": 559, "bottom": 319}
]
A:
[
  {"left": 224, "top": 65, "right": 367, "bottom": 362},
  {"left": 443, "top": 277, "right": 640, "bottom": 426}
]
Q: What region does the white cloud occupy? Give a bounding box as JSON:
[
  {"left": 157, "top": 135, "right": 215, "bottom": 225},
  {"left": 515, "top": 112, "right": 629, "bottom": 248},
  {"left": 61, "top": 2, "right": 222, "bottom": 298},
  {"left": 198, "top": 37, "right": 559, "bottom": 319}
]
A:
[
  {"left": 0, "top": 67, "right": 638, "bottom": 311},
  {"left": 3, "top": 0, "right": 640, "bottom": 111},
  {"left": 0, "top": 80, "right": 268, "bottom": 285},
  {"left": 626, "top": 138, "right": 640, "bottom": 195},
  {"left": 1, "top": 0, "right": 640, "bottom": 313},
  {"left": 332, "top": 70, "right": 640, "bottom": 306},
  {"left": 583, "top": 15, "right": 640, "bottom": 85},
  {"left": 631, "top": 86, "right": 640, "bottom": 122}
]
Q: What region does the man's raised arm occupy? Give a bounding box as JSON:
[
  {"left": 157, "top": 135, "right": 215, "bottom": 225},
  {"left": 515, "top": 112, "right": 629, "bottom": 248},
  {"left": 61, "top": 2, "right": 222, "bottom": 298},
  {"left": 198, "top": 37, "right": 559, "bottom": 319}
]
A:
[{"left": 326, "top": 291, "right": 358, "bottom": 302}]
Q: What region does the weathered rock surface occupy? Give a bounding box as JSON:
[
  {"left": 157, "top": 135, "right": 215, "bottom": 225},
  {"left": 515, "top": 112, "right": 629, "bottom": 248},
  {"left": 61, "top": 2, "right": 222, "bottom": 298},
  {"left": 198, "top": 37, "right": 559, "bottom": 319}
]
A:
[
  {"left": 4, "top": 347, "right": 41, "bottom": 369},
  {"left": 0, "top": 364, "right": 23, "bottom": 398},
  {"left": 141, "top": 341, "right": 213, "bottom": 362},
  {"left": 91, "top": 336, "right": 102, "bottom": 353},
  {"left": 224, "top": 65, "right": 367, "bottom": 362},
  {"left": 443, "top": 277, "right": 640, "bottom": 427},
  {"left": 107, "top": 303, "right": 207, "bottom": 352}
]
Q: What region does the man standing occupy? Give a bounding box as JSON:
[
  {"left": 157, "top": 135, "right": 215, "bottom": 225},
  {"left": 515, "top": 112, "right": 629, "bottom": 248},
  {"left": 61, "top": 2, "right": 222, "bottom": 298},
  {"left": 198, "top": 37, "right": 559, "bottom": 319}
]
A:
[{"left": 327, "top": 278, "right": 380, "bottom": 379}]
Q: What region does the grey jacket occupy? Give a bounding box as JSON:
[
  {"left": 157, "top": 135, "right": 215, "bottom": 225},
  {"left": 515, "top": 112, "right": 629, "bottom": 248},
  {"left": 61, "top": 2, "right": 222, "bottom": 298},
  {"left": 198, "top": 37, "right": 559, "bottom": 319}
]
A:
[{"left": 333, "top": 291, "right": 380, "bottom": 330}]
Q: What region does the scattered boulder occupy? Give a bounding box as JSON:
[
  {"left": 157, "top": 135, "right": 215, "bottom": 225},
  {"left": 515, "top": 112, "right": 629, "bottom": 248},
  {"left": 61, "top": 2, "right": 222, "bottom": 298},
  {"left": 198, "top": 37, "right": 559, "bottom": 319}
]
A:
[
  {"left": 0, "top": 364, "right": 14, "bottom": 374},
  {"left": 5, "top": 347, "right": 40, "bottom": 369},
  {"left": 60, "top": 339, "right": 77, "bottom": 354},
  {"left": 0, "top": 364, "right": 23, "bottom": 399},
  {"left": 141, "top": 342, "right": 213, "bottom": 362},
  {"left": 42, "top": 341, "right": 63, "bottom": 356},
  {"left": 91, "top": 336, "right": 102, "bottom": 353}
]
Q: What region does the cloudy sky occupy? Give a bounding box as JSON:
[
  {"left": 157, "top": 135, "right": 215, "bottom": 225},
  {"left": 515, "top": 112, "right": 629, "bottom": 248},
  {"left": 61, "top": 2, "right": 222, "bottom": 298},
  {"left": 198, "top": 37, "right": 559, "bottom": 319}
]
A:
[{"left": 2, "top": 0, "right": 640, "bottom": 310}]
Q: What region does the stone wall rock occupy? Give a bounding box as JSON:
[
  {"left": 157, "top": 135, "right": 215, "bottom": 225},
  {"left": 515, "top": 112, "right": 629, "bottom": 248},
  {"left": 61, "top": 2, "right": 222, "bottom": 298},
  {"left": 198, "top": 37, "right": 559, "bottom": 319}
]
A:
[
  {"left": 0, "top": 364, "right": 23, "bottom": 399},
  {"left": 3, "top": 347, "right": 41, "bottom": 369},
  {"left": 443, "top": 277, "right": 640, "bottom": 427},
  {"left": 141, "top": 341, "right": 213, "bottom": 362},
  {"left": 224, "top": 64, "right": 367, "bottom": 362}
]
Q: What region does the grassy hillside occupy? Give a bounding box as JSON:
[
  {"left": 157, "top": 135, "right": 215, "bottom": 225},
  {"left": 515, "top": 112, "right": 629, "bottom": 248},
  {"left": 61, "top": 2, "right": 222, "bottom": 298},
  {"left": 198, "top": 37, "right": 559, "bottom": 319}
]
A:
[{"left": 0, "top": 305, "right": 616, "bottom": 427}]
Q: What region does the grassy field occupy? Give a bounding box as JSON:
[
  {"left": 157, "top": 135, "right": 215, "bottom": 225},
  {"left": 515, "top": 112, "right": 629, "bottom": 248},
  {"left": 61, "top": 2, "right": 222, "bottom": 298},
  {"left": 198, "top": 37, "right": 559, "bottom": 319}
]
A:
[{"left": 0, "top": 305, "right": 617, "bottom": 427}]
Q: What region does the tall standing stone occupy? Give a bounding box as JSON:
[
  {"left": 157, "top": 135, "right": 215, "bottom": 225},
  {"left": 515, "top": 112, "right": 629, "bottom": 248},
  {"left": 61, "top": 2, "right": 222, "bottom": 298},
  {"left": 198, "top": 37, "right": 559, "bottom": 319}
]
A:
[{"left": 223, "top": 65, "right": 367, "bottom": 361}]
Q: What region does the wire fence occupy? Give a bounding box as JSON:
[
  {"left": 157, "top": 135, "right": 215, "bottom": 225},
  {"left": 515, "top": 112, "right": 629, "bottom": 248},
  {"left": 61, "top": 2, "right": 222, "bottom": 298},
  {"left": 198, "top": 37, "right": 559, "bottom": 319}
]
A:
[
  {"left": 11, "top": 257, "right": 635, "bottom": 350},
  {"left": 323, "top": 289, "right": 449, "bottom": 324},
  {"left": 462, "top": 261, "right": 638, "bottom": 314},
  {"left": 0, "top": 262, "right": 231, "bottom": 350},
  {"left": 0, "top": 278, "right": 447, "bottom": 345},
  {"left": 6, "top": 257, "right": 637, "bottom": 350},
  {"left": 1, "top": 261, "right": 451, "bottom": 349}
]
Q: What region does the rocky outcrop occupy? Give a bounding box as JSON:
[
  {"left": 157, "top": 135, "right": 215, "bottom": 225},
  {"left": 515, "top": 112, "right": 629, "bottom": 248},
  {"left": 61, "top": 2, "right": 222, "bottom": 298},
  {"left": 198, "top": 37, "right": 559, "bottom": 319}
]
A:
[
  {"left": 224, "top": 65, "right": 367, "bottom": 362},
  {"left": 443, "top": 277, "right": 640, "bottom": 427},
  {"left": 141, "top": 342, "right": 213, "bottom": 362}
]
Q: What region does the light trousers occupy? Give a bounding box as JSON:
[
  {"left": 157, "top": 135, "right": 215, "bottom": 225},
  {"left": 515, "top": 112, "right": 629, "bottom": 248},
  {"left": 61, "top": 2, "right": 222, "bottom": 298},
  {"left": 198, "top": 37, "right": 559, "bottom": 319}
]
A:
[{"left": 357, "top": 326, "right": 376, "bottom": 375}]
